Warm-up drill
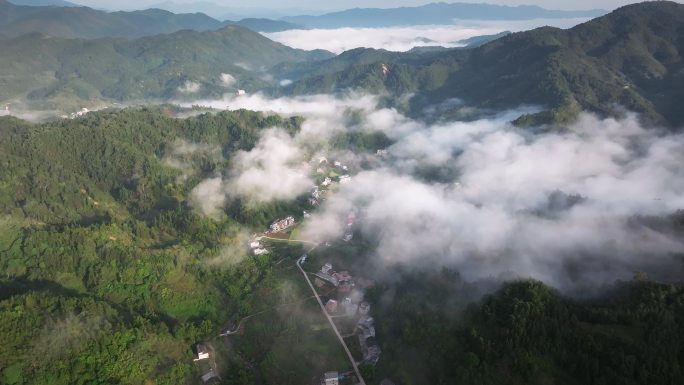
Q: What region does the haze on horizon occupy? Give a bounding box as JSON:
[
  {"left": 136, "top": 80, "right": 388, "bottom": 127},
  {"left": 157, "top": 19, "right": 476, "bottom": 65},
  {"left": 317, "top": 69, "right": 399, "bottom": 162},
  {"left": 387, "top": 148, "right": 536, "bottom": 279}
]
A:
[{"left": 72, "top": 0, "right": 684, "bottom": 15}]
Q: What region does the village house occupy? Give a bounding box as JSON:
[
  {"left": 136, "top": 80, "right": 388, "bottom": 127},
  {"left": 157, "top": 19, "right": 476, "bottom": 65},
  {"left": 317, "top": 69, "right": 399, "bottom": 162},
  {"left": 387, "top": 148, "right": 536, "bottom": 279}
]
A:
[
  {"left": 325, "top": 299, "right": 338, "bottom": 314},
  {"left": 269, "top": 216, "right": 295, "bottom": 232},
  {"left": 194, "top": 343, "right": 210, "bottom": 361},
  {"left": 235, "top": 89, "right": 246, "bottom": 96},
  {"left": 253, "top": 248, "right": 269, "bottom": 256},
  {"left": 201, "top": 369, "right": 220, "bottom": 384},
  {"left": 315, "top": 263, "right": 339, "bottom": 287},
  {"left": 333, "top": 271, "right": 352, "bottom": 283},
  {"left": 339, "top": 175, "right": 351, "bottom": 184},
  {"left": 321, "top": 371, "right": 339, "bottom": 385},
  {"left": 358, "top": 301, "right": 371, "bottom": 316},
  {"left": 362, "top": 338, "right": 382, "bottom": 365},
  {"left": 322, "top": 177, "right": 332, "bottom": 187}
]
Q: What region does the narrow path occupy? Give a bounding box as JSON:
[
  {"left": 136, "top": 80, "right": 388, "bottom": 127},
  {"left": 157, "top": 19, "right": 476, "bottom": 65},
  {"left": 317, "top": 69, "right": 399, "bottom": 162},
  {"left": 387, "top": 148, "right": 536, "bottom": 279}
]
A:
[
  {"left": 261, "top": 235, "right": 319, "bottom": 245},
  {"left": 296, "top": 255, "right": 366, "bottom": 385}
]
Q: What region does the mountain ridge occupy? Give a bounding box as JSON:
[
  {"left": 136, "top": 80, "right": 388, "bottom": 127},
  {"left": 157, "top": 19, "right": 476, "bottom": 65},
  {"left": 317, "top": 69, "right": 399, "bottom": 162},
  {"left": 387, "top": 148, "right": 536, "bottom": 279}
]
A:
[
  {"left": 281, "top": 2, "right": 607, "bottom": 28},
  {"left": 280, "top": 1, "right": 684, "bottom": 127}
]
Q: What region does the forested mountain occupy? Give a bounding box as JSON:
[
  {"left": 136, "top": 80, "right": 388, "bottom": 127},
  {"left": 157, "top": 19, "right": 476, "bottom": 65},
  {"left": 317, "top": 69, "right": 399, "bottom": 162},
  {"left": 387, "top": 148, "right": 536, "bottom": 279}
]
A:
[
  {"left": 281, "top": 2, "right": 606, "bottom": 29},
  {"left": 368, "top": 272, "right": 684, "bottom": 385},
  {"left": 0, "top": 25, "right": 332, "bottom": 109},
  {"left": 282, "top": 1, "right": 684, "bottom": 127},
  {"left": 0, "top": 0, "right": 223, "bottom": 39}
]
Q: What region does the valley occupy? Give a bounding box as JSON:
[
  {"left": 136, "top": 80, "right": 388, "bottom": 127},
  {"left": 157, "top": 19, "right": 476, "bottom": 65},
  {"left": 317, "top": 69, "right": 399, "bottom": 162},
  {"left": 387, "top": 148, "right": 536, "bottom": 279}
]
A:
[{"left": 1, "top": 1, "right": 684, "bottom": 385}]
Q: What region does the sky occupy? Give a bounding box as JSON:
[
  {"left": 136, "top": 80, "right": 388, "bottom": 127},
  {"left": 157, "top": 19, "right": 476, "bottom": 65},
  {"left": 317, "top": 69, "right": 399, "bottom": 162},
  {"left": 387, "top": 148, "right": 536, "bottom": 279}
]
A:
[{"left": 74, "top": 0, "right": 681, "bottom": 15}]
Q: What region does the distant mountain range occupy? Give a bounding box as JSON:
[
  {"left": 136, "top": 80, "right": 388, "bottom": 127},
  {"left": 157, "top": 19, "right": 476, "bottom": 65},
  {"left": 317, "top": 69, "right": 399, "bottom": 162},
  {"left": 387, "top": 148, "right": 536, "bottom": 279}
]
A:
[
  {"left": 1, "top": 1, "right": 682, "bottom": 128},
  {"left": 280, "top": 2, "right": 684, "bottom": 127},
  {"left": 225, "top": 18, "right": 305, "bottom": 33},
  {"left": 8, "top": 0, "right": 78, "bottom": 6},
  {"left": 0, "top": 25, "right": 331, "bottom": 109},
  {"left": 0, "top": 0, "right": 306, "bottom": 38},
  {"left": 281, "top": 2, "right": 607, "bottom": 28},
  {"left": 0, "top": 0, "right": 609, "bottom": 40}
]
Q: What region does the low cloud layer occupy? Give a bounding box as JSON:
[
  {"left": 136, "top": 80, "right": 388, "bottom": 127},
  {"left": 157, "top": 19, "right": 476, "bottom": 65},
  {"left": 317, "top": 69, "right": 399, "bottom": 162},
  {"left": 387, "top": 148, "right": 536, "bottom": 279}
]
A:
[
  {"left": 263, "top": 18, "right": 589, "bottom": 53},
  {"left": 184, "top": 93, "right": 684, "bottom": 288}
]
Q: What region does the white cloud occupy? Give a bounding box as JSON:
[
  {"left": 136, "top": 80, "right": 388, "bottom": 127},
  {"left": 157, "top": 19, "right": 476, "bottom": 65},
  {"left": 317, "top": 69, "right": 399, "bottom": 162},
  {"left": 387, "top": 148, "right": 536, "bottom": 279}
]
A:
[
  {"left": 181, "top": 92, "right": 684, "bottom": 288},
  {"left": 263, "top": 18, "right": 589, "bottom": 53},
  {"left": 225, "top": 128, "right": 313, "bottom": 203},
  {"left": 178, "top": 80, "right": 201, "bottom": 94},
  {"left": 220, "top": 73, "right": 237, "bottom": 87}
]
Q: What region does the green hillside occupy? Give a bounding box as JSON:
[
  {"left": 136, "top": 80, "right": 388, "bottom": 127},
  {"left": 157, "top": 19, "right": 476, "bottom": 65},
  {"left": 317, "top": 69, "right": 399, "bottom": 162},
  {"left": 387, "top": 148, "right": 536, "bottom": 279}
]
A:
[
  {"left": 283, "top": 1, "right": 684, "bottom": 127},
  {"left": 0, "top": 107, "right": 350, "bottom": 384},
  {"left": 0, "top": 26, "right": 332, "bottom": 110}
]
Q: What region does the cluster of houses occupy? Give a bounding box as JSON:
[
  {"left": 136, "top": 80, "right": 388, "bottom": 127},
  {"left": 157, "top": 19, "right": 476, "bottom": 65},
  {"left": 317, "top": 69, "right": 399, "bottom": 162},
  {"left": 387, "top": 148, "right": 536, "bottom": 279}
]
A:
[
  {"left": 249, "top": 237, "right": 269, "bottom": 256},
  {"left": 356, "top": 303, "right": 382, "bottom": 365},
  {"left": 193, "top": 343, "right": 220, "bottom": 384},
  {"left": 315, "top": 262, "right": 382, "bottom": 367},
  {"left": 309, "top": 157, "right": 352, "bottom": 206},
  {"left": 58, "top": 107, "right": 91, "bottom": 119}
]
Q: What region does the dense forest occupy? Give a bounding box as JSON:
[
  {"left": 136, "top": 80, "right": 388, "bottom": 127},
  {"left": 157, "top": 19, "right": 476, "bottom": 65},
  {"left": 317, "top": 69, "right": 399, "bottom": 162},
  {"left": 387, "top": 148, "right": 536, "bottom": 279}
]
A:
[
  {"left": 368, "top": 271, "right": 684, "bottom": 385},
  {"left": 0, "top": 108, "right": 322, "bottom": 385}
]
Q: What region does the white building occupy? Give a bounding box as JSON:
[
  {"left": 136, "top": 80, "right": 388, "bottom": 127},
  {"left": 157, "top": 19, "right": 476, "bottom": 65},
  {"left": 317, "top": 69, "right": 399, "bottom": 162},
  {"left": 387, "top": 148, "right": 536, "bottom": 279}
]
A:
[
  {"left": 253, "top": 248, "right": 269, "bottom": 256},
  {"left": 321, "top": 372, "right": 339, "bottom": 385},
  {"left": 270, "top": 216, "right": 295, "bottom": 232},
  {"left": 321, "top": 263, "right": 333, "bottom": 275},
  {"left": 236, "top": 89, "right": 246, "bottom": 96},
  {"left": 194, "top": 343, "right": 210, "bottom": 361}
]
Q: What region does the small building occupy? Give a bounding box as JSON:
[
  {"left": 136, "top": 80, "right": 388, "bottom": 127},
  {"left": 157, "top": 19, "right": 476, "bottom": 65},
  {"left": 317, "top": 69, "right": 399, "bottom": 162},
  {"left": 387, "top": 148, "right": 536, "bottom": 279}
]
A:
[
  {"left": 334, "top": 161, "right": 341, "bottom": 167},
  {"left": 236, "top": 89, "right": 246, "bottom": 96},
  {"left": 338, "top": 281, "right": 354, "bottom": 294},
  {"left": 249, "top": 241, "right": 262, "bottom": 249},
  {"left": 253, "top": 248, "right": 269, "bottom": 256},
  {"left": 362, "top": 339, "right": 382, "bottom": 366},
  {"left": 201, "top": 369, "right": 220, "bottom": 384},
  {"left": 343, "top": 233, "right": 353, "bottom": 242},
  {"left": 325, "top": 299, "right": 338, "bottom": 314},
  {"left": 322, "top": 177, "right": 332, "bottom": 187},
  {"left": 333, "top": 271, "right": 352, "bottom": 283},
  {"left": 195, "top": 343, "right": 210, "bottom": 361},
  {"left": 345, "top": 303, "right": 359, "bottom": 317},
  {"left": 358, "top": 301, "right": 371, "bottom": 316},
  {"left": 321, "top": 263, "right": 333, "bottom": 275},
  {"left": 321, "top": 371, "right": 339, "bottom": 385},
  {"left": 339, "top": 175, "right": 351, "bottom": 184}
]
